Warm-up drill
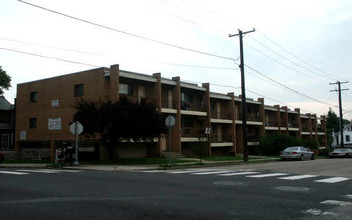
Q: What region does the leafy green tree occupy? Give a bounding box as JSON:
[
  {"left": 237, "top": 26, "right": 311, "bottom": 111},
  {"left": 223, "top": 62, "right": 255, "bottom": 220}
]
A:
[
  {"left": 74, "top": 97, "right": 165, "bottom": 160},
  {"left": 0, "top": 66, "right": 11, "bottom": 95},
  {"left": 326, "top": 108, "right": 351, "bottom": 146}
]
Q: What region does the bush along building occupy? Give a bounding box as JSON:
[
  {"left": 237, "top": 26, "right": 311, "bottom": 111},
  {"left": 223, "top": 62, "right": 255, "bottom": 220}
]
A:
[{"left": 15, "top": 64, "right": 327, "bottom": 161}]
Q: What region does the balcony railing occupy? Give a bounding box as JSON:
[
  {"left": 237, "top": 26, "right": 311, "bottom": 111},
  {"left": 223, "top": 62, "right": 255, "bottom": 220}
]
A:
[
  {"left": 302, "top": 127, "right": 310, "bottom": 132},
  {"left": 265, "top": 121, "right": 278, "bottom": 127},
  {"left": 210, "top": 111, "right": 232, "bottom": 120},
  {"left": 211, "top": 135, "right": 232, "bottom": 143},
  {"left": 235, "top": 113, "right": 262, "bottom": 122},
  {"left": 181, "top": 127, "right": 203, "bottom": 137},
  {"left": 181, "top": 101, "right": 206, "bottom": 112},
  {"left": 162, "top": 99, "right": 177, "bottom": 109},
  {"left": 247, "top": 136, "right": 259, "bottom": 142},
  {"left": 288, "top": 121, "right": 298, "bottom": 128},
  {"left": 280, "top": 121, "right": 287, "bottom": 127}
]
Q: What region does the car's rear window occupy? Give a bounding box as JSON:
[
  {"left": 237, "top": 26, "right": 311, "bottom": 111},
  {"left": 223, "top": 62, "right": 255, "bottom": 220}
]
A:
[
  {"left": 335, "top": 148, "right": 349, "bottom": 152},
  {"left": 285, "top": 147, "right": 299, "bottom": 151}
]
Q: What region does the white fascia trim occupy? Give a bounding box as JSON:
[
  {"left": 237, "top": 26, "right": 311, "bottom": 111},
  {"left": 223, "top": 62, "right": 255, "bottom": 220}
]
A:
[
  {"left": 210, "top": 119, "right": 233, "bottom": 124},
  {"left": 120, "top": 71, "right": 157, "bottom": 83}
]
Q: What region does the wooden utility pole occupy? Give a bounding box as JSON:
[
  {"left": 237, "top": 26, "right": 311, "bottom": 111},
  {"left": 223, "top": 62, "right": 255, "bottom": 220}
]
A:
[
  {"left": 330, "top": 81, "right": 349, "bottom": 147},
  {"left": 229, "top": 28, "right": 255, "bottom": 162}
]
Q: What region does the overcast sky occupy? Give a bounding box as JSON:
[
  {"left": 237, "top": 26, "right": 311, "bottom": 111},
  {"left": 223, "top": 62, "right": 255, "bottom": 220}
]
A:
[{"left": 1, "top": 0, "right": 352, "bottom": 120}]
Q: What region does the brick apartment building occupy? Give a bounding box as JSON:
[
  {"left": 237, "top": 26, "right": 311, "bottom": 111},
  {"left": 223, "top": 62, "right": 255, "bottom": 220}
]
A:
[{"left": 15, "top": 64, "right": 327, "bottom": 161}]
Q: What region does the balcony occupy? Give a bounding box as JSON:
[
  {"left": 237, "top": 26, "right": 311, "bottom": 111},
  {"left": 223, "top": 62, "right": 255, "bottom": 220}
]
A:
[
  {"left": 181, "top": 101, "right": 206, "bottom": 112},
  {"left": 211, "top": 135, "right": 232, "bottom": 143},
  {"left": 235, "top": 113, "right": 262, "bottom": 122},
  {"left": 265, "top": 121, "right": 278, "bottom": 127},
  {"left": 181, "top": 127, "right": 203, "bottom": 138},
  {"left": 210, "top": 111, "right": 232, "bottom": 120},
  {"left": 162, "top": 99, "right": 177, "bottom": 109}
]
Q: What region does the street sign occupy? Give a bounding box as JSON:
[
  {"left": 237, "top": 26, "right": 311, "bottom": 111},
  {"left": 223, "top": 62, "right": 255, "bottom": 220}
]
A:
[
  {"left": 70, "top": 121, "right": 83, "bottom": 135},
  {"left": 165, "top": 115, "right": 175, "bottom": 127},
  {"left": 205, "top": 127, "right": 211, "bottom": 135}
]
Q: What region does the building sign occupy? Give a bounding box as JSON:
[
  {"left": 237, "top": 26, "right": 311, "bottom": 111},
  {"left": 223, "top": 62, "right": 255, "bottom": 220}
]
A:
[
  {"left": 51, "top": 100, "right": 59, "bottom": 107},
  {"left": 48, "top": 118, "right": 62, "bottom": 130},
  {"left": 20, "top": 131, "right": 26, "bottom": 140}
]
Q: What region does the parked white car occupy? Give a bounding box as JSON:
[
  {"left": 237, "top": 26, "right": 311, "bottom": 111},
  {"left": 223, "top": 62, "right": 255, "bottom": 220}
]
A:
[{"left": 279, "top": 146, "right": 315, "bottom": 161}]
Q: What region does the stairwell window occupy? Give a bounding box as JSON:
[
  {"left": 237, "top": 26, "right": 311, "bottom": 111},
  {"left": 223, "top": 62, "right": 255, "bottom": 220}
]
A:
[
  {"left": 74, "top": 84, "right": 84, "bottom": 97},
  {"left": 30, "top": 91, "right": 37, "bottom": 103},
  {"left": 119, "top": 83, "right": 133, "bottom": 95},
  {"left": 29, "top": 118, "right": 37, "bottom": 129}
]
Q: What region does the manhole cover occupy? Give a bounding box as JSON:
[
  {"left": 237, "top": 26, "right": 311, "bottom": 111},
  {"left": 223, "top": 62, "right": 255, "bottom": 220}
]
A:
[
  {"left": 276, "top": 186, "right": 310, "bottom": 192},
  {"left": 213, "top": 181, "right": 243, "bottom": 186}
]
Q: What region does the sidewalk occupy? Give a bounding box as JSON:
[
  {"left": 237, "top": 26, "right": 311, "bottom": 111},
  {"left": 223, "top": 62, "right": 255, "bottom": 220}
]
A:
[{"left": 0, "top": 156, "right": 279, "bottom": 171}]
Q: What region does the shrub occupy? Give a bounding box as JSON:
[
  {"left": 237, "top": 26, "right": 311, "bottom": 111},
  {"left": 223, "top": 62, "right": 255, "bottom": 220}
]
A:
[{"left": 256, "top": 134, "right": 302, "bottom": 156}]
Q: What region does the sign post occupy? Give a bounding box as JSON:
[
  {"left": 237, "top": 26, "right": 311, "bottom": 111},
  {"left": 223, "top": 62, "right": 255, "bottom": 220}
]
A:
[
  {"left": 70, "top": 121, "right": 83, "bottom": 166},
  {"left": 165, "top": 115, "right": 175, "bottom": 166}
]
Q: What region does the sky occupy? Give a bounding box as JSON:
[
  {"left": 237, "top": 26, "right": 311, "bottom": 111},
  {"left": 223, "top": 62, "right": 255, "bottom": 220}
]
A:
[{"left": 1, "top": 0, "right": 352, "bottom": 120}]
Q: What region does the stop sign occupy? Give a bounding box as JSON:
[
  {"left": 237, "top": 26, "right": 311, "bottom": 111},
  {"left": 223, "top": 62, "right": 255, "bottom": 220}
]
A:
[{"left": 70, "top": 121, "right": 84, "bottom": 135}]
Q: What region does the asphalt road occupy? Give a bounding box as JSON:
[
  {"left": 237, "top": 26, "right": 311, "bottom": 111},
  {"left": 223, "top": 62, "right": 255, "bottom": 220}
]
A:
[{"left": 0, "top": 159, "right": 351, "bottom": 219}]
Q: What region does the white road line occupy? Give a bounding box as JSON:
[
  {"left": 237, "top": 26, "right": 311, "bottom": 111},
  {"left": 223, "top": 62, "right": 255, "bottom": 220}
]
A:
[
  {"left": 219, "top": 171, "right": 260, "bottom": 176},
  {"left": 321, "top": 200, "right": 352, "bottom": 206},
  {"left": 346, "top": 195, "right": 352, "bottom": 199},
  {"left": 278, "top": 175, "right": 318, "bottom": 180},
  {"left": 168, "top": 170, "right": 217, "bottom": 174},
  {"left": 17, "top": 169, "right": 61, "bottom": 174},
  {"left": 191, "top": 170, "right": 236, "bottom": 175},
  {"left": 142, "top": 170, "right": 168, "bottom": 173},
  {"left": 0, "top": 171, "right": 29, "bottom": 175},
  {"left": 38, "top": 169, "right": 82, "bottom": 173},
  {"left": 314, "top": 177, "right": 351, "bottom": 183},
  {"left": 247, "top": 173, "right": 288, "bottom": 178}
]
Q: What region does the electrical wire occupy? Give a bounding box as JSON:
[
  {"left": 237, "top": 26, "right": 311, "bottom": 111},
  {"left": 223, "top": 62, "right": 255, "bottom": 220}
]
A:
[
  {"left": 161, "top": 62, "right": 238, "bottom": 70},
  {"left": 244, "top": 42, "right": 329, "bottom": 83},
  {"left": 0, "top": 37, "right": 105, "bottom": 56},
  {"left": 0, "top": 47, "right": 100, "bottom": 67},
  {"left": 18, "top": 0, "right": 234, "bottom": 62}
]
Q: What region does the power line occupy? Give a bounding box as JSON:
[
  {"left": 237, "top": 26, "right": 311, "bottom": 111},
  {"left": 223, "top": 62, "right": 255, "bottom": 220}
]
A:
[
  {"left": 257, "top": 30, "right": 346, "bottom": 82},
  {"left": 161, "top": 62, "right": 238, "bottom": 70},
  {"left": 244, "top": 42, "right": 329, "bottom": 83},
  {"left": 0, "top": 47, "right": 100, "bottom": 67},
  {"left": 0, "top": 37, "right": 105, "bottom": 56},
  {"left": 247, "top": 35, "right": 336, "bottom": 82},
  {"left": 244, "top": 63, "right": 338, "bottom": 108},
  {"left": 18, "top": 0, "right": 234, "bottom": 62}
]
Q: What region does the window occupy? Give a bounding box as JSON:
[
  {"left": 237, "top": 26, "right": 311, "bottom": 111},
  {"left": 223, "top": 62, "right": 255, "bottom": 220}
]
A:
[
  {"left": 74, "top": 84, "right": 84, "bottom": 97},
  {"left": 119, "top": 83, "right": 133, "bottom": 95},
  {"left": 30, "top": 92, "right": 37, "bottom": 103},
  {"left": 346, "top": 135, "right": 350, "bottom": 143},
  {"left": 29, "top": 118, "right": 37, "bottom": 129},
  {"left": 181, "top": 93, "right": 192, "bottom": 102}
]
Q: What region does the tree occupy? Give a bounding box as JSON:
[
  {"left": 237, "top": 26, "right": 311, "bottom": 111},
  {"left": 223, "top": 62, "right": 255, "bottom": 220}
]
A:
[
  {"left": 74, "top": 97, "right": 165, "bottom": 160},
  {"left": 326, "top": 108, "right": 351, "bottom": 146},
  {"left": 0, "top": 66, "right": 11, "bottom": 95},
  {"left": 191, "top": 135, "right": 208, "bottom": 163}
]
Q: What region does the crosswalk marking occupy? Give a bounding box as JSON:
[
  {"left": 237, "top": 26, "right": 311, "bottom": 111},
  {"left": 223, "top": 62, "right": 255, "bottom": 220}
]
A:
[
  {"left": 0, "top": 171, "right": 29, "bottom": 175},
  {"left": 247, "top": 173, "right": 288, "bottom": 178},
  {"left": 346, "top": 195, "right": 352, "bottom": 199},
  {"left": 191, "top": 170, "right": 236, "bottom": 175},
  {"left": 38, "top": 169, "right": 82, "bottom": 173},
  {"left": 168, "top": 170, "right": 217, "bottom": 174},
  {"left": 139, "top": 170, "right": 352, "bottom": 184},
  {"left": 17, "top": 169, "right": 61, "bottom": 174},
  {"left": 314, "top": 177, "right": 351, "bottom": 183},
  {"left": 219, "top": 171, "right": 260, "bottom": 176},
  {"left": 278, "top": 175, "right": 318, "bottom": 180},
  {"left": 321, "top": 200, "right": 352, "bottom": 206}
]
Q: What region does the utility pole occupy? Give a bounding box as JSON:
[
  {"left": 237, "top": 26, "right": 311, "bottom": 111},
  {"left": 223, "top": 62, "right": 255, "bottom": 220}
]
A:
[
  {"left": 229, "top": 28, "right": 255, "bottom": 162},
  {"left": 330, "top": 81, "right": 349, "bottom": 147}
]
